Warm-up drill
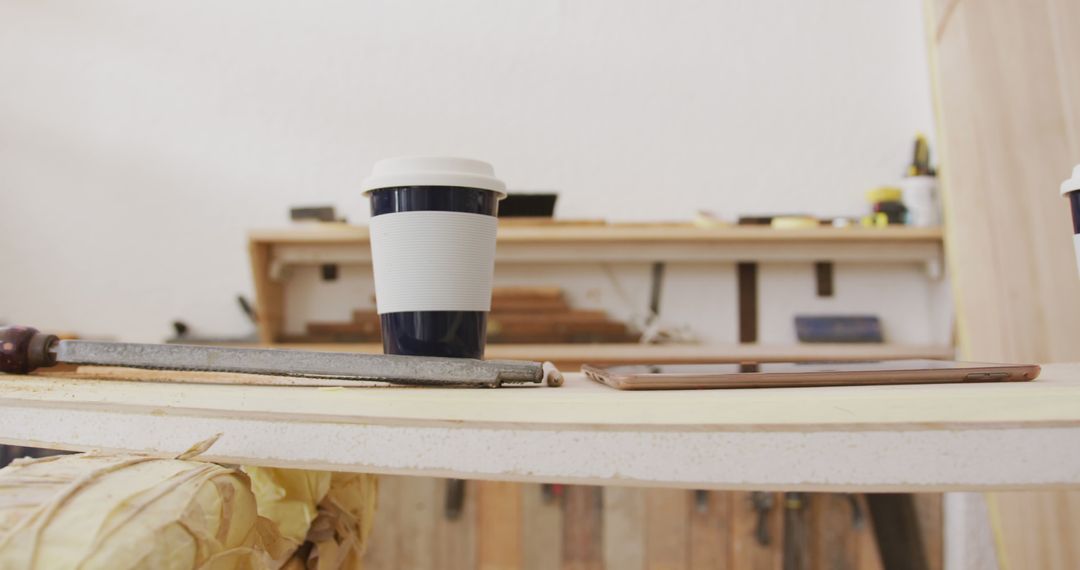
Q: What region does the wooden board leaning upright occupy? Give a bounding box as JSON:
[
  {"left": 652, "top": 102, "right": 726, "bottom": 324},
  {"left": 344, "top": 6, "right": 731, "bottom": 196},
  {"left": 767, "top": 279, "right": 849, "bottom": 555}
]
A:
[{"left": 927, "top": 0, "right": 1080, "bottom": 567}]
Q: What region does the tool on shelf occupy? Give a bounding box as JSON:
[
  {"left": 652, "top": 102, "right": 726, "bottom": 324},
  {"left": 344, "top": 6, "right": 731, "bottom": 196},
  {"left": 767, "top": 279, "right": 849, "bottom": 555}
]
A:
[
  {"left": 864, "top": 187, "right": 907, "bottom": 226},
  {"left": 907, "top": 133, "right": 935, "bottom": 177},
  {"left": 0, "top": 326, "right": 563, "bottom": 388}
]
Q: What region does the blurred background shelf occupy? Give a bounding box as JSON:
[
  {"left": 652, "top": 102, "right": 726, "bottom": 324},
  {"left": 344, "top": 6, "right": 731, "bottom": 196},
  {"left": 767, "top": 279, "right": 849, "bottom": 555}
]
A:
[
  {"left": 249, "top": 223, "right": 944, "bottom": 243},
  {"left": 252, "top": 224, "right": 944, "bottom": 265},
  {"left": 250, "top": 224, "right": 947, "bottom": 345}
]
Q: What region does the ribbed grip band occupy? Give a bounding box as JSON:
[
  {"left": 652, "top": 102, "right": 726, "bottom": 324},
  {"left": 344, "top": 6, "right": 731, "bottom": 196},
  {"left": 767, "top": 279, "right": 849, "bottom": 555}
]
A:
[{"left": 369, "top": 211, "right": 498, "bottom": 314}]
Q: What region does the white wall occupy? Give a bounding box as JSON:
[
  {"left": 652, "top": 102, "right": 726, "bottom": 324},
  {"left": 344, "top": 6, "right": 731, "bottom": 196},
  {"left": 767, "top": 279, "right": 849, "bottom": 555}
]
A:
[{"left": 0, "top": 1, "right": 935, "bottom": 341}]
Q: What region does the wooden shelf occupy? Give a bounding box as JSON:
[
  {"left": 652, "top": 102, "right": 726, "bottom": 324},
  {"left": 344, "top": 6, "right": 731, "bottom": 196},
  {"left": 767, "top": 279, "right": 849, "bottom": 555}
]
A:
[
  {"left": 249, "top": 223, "right": 944, "bottom": 245},
  {"left": 1, "top": 363, "right": 1076, "bottom": 491},
  {"left": 251, "top": 224, "right": 944, "bottom": 265},
  {"left": 248, "top": 223, "right": 947, "bottom": 344},
  {"left": 260, "top": 342, "right": 955, "bottom": 369}
]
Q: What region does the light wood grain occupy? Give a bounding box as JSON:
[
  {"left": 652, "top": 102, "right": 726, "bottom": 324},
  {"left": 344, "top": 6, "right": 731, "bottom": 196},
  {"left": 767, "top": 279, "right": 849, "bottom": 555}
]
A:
[
  {"left": 262, "top": 342, "right": 955, "bottom": 368},
  {"left": 521, "top": 484, "right": 562, "bottom": 570},
  {"left": 930, "top": 0, "right": 1080, "bottom": 364},
  {"left": 562, "top": 486, "right": 603, "bottom": 570},
  {"left": 4, "top": 368, "right": 1080, "bottom": 490},
  {"left": 989, "top": 491, "right": 1080, "bottom": 569},
  {"left": 249, "top": 240, "right": 285, "bottom": 346},
  {"left": 645, "top": 489, "right": 690, "bottom": 570},
  {"left": 249, "top": 225, "right": 943, "bottom": 245},
  {"left": 437, "top": 479, "right": 478, "bottom": 570},
  {"left": 913, "top": 494, "right": 943, "bottom": 570},
  {"left": 928, "top": 0, "right": 1080, "bottom": 565},
  {"left": 730, "top": 492, "right": 782, "bottom": 570},
  {"left": 477, "top": 481, "right": 523, "bottom": 570},
  {"left": 362, "top": 474, "right": 400, "bottom": 569},
  {"left": 854, "top": 495, "right": 884, "bottom": 570},
  {"left": 395, "top": 476, "right": 439, "bottom": 570},
  {"left": 689, "top": 491, "right": 732, "bottom": 570},
  {"left": 809, "top": 495, "right": 858, "bottom": 570},
  {"left": 603, "top": 487, "right": 646, "bottom": 570},
  {"left": 14, "top": 367, "right": 1079, "bottom": 430},
  {"left": 1051, "top": 0, "right": 1080, "bottom": 156}
]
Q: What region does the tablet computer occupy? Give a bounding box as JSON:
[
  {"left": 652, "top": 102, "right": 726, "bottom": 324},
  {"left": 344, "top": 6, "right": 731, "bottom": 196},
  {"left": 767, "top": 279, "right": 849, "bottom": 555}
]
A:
[{"left": 581, "top": 359, "right": 1040, "bottom": 390}]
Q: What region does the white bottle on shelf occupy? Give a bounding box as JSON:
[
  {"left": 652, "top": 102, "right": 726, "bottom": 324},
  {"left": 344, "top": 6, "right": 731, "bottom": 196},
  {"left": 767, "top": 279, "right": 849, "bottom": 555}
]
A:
[{"left": 901, "top": 175, "right": 940, "bottom": 227}]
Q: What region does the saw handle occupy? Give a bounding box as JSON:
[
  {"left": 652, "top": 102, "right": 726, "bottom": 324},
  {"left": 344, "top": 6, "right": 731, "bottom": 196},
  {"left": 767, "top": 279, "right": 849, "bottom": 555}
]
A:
[{"left": 0, "top": 326, "right": 58, "bottom": 374}]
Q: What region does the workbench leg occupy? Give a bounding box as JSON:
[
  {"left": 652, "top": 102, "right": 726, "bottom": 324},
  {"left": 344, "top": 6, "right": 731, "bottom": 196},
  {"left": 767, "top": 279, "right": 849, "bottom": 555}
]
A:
[{"left": 866, "top": 494, "right": 929, "bottom": 570}]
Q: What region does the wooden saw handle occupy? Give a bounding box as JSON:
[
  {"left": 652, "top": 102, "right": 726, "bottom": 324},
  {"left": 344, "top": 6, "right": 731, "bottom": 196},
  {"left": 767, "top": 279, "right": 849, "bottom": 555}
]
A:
[{"left": 0, "top": 326, "right": 58, "bottom": 374}]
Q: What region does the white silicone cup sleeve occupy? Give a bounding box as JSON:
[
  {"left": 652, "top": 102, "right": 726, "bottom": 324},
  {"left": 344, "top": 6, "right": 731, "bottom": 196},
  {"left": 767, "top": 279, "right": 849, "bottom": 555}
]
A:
[{"left": 369, "top": 211, "right": 498, "bottom": 314}]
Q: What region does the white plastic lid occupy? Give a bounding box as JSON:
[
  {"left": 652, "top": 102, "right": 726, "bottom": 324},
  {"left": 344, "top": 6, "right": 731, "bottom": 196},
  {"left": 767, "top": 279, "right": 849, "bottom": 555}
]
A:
[
  {"left": 1061, "top": 164, "right": 1080, "bottom": 195},
  {"left": 361, "top": 156, "right": 507, "bottom": 197}
]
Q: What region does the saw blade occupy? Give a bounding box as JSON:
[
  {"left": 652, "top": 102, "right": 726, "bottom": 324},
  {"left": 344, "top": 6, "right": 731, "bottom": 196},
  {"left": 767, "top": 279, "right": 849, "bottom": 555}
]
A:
[{"left": 55, "top": 340, "right": 543, "bottom": 387}]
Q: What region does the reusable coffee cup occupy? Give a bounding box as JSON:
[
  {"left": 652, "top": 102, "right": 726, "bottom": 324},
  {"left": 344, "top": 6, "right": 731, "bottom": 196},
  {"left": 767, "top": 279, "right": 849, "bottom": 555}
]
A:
[
  {"left": 362, "top": 157, "right": 506, "bottom": 359},
  {"left": 1060, "top": 164, "right": 1080, "bottom": 278}
]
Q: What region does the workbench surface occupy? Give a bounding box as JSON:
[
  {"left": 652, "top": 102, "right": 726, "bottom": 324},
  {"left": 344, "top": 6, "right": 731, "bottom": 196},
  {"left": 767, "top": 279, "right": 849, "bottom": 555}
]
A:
[{"left": 2, "top": 364, "right": 1078, "bottom": 491}]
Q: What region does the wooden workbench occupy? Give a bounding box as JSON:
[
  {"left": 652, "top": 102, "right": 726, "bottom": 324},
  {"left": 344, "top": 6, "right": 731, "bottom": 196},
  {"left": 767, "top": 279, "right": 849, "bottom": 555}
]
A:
[{"left": 1, "top": 363, "right": 1077, "bottom": 492}]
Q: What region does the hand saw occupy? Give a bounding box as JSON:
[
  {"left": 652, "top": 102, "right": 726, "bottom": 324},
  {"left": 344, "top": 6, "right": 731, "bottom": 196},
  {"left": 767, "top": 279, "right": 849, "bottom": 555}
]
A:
[{"left": 0, "top": 326, "right": 562, "bottom": 388}]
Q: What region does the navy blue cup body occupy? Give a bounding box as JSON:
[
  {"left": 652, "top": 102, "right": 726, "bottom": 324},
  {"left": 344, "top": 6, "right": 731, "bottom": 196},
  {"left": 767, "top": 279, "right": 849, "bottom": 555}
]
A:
[
  {"left": 369, "top": 186, "right": 499, "bottom": 359},
  {"left": 1069, "top": 191, "right": 1080, "bottom": 234}
]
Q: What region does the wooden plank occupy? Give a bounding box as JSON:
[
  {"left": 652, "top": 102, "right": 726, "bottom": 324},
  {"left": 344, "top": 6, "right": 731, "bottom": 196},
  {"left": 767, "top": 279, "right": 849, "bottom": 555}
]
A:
[
  {"left": 522, "top": 484, "right": 562, "bottom": 570},
  {"left": 930, "top": 0, "right": 1080, "bottom": 364},
  {"left": 854, "top": 495, "right": 884, "bottom": 570},
  {"left": 912, "top": 494, "right": 943, "bottom": 570},
  {"left": 1048, "top": 0, "right": 1080, "bottom": 156},
  {"left": 396, "top": 476, "right": 439, "bottom": 570},
  {"left": 988, "top": 491, "right": 1080, "bottom": 569},
  {"left": 929, "top": 0, "right": 961, "bottom": 41},
  {"left": 274, "top": 239, "right": 943, "bottom": 266},
  {"left": 437, "top": 478, "right": 478, "bottom": 570},
  {"left": 645, "top": 489, "right": 690, "bottom": 570},
  {"left": 928, "top": 0, "right": 1080, "bottom": 565},
  {"left": 249, "top": 225, "right": 944, "bottom": 245},
  {"left": 254, "top": 225, "right": 945, "bottom": 267},
  {"left": 865, "top": 494, "right": 928, "bottom": 570},
  {"left": 477, "top": 481, "right": 523, "bottom": 570},
  {"left": 731, "top": 492, "right": 782, "bottom": 570},
  {"left": 488, "top": 310, "right": 614, "bottom": 324},
  {"left": 809, "top": 494, "right": 858, "bottom": 570},
  {"left": 264, "top": 342, "right": 957, "bottom": 367},
  {"left": 487, "top": 320, "right": 630, "bottom": 336},
  {"left": 690, "top": 491, "right": 732, "bottom": 570},
  {"left": 5, "top": 369, "right": 1080, "bottom": 490},
  {"left": 562, "top": 485, "right": 603, "bottom": 570},
  {"left": 490, "top": 298, "right": 570, "bottom": 312},
  {"left": 603, "top": 486, "right": 646, "bottom": 570},
  {"left": 492, "top": 286, "right": 565, "bottom": 300},
  {"left": 362, "top": 474, "right": 401, "bottom": 569},
  {"left": 18, "top": 367, "right": 1080, "bottom": 430},
  {"left": 248, "top": 240, "right": 284, "bottom": 343}
]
